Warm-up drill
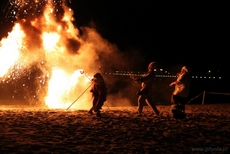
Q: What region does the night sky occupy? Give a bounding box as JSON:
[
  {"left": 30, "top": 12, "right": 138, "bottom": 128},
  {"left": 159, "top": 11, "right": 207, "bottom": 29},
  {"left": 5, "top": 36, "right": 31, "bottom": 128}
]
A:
[
  {"left": 71, "top": 1, "right": 229, "bottom": 72},
  {"left": 0, "top": 0, "right": 229, "bottom": 73}
]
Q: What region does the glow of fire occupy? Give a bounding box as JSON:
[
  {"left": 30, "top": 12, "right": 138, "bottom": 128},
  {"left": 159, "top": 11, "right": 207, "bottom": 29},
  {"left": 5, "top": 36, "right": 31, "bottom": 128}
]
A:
[
  {"left": 0, "top": 0, "right": 99, "bottom": 109},
  {"left": 42, "top": 32, "right": 60, "bottom": 52},
  {"left": 45, "top": 68, "right": 90, "bottom": 108},
  {"left": 0, "top": 24, "right": 25, "bottom": 77}
]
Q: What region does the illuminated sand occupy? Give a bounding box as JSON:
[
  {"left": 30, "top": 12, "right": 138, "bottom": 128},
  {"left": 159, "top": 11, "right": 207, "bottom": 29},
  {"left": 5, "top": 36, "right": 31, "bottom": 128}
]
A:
[{"left": 0, "top": 104, "right": 230, "bottom": 153}]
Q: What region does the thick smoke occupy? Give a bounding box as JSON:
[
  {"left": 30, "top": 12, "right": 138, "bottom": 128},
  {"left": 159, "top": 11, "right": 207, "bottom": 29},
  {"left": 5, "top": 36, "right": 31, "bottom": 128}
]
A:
[{"left": 0, "top": 0, "right": 145, "bottom": 108}]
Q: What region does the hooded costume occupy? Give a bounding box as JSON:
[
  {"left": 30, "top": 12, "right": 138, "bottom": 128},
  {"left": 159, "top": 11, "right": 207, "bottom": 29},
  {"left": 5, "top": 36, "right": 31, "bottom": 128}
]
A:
[{"left": 89, "top": 73, "right": 107, "bottom": 117}]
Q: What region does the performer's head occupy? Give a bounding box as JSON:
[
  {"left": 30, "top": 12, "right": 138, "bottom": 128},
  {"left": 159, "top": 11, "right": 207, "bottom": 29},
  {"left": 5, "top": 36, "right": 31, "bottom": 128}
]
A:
[
  {"left": 148, "top": 61, "right": 157, "bottom": 71},
  {"left": 92, "top": 73, "right": 104, "bottom": 83},
  {"left": 181, "top": 66, "right": 189, "bottom": 73}
]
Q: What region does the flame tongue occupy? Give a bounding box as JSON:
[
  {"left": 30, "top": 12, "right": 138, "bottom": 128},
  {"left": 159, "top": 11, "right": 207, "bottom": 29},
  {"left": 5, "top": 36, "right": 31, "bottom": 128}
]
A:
[
  {"left": 0, "top": 24, "right": 24, "bottom": 77},
  {"left": 0, "top": 1, "right": 95, "bottom": 109},
  {"left": 45, "top": 68, "right": 91, "bottom": 109}
]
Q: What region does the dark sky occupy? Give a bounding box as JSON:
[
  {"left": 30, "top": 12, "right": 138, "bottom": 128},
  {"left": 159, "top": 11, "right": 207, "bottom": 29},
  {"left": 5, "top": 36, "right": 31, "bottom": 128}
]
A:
[
  {"left": 71, "top": 1, "right": 229, "bottom": 71},
  {"left": 0, "top": 0, "right": 229, "bottom": 72}
]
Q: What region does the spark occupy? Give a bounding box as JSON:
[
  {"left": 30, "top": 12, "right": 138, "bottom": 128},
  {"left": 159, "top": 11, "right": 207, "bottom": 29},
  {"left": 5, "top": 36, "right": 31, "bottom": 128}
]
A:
[{"left": 3, "top": 0, "right": 72, "bottom": 22}]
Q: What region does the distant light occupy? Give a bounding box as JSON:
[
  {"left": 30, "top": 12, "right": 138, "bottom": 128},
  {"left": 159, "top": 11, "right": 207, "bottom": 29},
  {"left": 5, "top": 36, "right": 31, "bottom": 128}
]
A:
[{"left": 160, "top": 69, "right": 163, "bottom": 71}]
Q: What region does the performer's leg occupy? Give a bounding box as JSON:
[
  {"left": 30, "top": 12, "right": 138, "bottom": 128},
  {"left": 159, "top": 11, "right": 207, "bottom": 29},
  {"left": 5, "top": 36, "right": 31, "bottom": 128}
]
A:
[
  {"left": 137, "top": 95, "right": 145, "bottom": 114},
  {"left": 88, "top": 106, "right": 93, "bottom": 114},
  {"left": 89, "top": 98, "right": 97, "bottom": 114},
  {"left": 145, "top": 97, "right": 159, "bottom": 115},
  {"left": 180, "top": 97, "right": 187, "bottom": 112}
]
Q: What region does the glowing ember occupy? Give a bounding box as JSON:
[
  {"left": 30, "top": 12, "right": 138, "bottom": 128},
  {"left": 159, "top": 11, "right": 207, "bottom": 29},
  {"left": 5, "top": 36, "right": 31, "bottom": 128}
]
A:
[
  {"left": 6, "top": 0, "right": 69, "bottom": 21},
  {"left": 0, "top": 0, "right": 115, "bottom": 109}
]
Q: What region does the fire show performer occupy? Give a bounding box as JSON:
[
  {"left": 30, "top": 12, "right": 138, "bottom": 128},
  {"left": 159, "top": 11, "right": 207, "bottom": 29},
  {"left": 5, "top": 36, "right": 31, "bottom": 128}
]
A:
[
  {"left": 131, "top": 61, "right": 160, "bottom": 116},
  {"left": 88, "top": 73, "right": 108, "bottom": 117},
  {"left": 169, "top": 66, "right": 191, "bottom": 119}
]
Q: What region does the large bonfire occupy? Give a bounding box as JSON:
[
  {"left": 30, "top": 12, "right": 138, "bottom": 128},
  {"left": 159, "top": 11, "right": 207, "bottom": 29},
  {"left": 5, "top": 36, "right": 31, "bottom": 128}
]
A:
[{"left": 0, "top": 0, "right": 123, "bottom": 109}]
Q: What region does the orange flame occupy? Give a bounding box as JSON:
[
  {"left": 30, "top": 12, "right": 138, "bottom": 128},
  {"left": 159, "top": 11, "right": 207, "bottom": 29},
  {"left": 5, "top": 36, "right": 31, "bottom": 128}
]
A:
[
  {"left": 45, "top": 68, "right": 92, "bottom": 109},
  {"left": 0, "top": 1, "right": 111, "bottom": 109},
  {"left": 0, "top": 24, "right": 25, "bottom": 77}
]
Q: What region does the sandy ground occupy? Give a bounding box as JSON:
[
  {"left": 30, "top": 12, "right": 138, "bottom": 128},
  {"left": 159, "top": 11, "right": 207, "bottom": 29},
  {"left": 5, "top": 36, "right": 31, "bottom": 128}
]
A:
[{"left": 0, "top": 104, "right": 230, "bottom": 153}]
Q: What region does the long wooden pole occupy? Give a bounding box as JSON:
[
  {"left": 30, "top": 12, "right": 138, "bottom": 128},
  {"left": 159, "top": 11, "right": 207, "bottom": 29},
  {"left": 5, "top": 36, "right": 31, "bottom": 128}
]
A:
[{"left": 66, "top": 83, "right": 93, "bottom": 110}]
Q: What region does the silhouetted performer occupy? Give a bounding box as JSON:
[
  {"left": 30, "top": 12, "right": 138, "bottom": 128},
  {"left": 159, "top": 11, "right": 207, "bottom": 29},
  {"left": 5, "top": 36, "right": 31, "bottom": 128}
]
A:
[
  {"left": 169, "top": 66, "right": 191, "bottom": 119},
  {"left": 88, "top": 73, "right": 107, "bottom": 117},
  {"left": 131, "top": 61, "right": 160, "bottom": 116}
]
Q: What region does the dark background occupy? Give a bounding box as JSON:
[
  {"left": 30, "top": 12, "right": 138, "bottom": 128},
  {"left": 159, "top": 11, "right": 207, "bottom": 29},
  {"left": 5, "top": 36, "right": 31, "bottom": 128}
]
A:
[{"left": 70, "top": 0, "right": 229, "bottom": 72}]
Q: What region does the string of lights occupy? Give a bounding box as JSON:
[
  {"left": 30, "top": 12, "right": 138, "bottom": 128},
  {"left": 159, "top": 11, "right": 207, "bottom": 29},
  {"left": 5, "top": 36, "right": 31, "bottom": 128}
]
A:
[{"left": 105, "top": 70, "right": 223, "bottom": 79}]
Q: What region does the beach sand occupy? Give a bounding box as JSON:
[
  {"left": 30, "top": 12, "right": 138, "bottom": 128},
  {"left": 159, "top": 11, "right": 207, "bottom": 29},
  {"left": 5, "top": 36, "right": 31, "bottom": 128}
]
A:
[{"left": 0, "top": 104, "right": 230, "bottom": 153}]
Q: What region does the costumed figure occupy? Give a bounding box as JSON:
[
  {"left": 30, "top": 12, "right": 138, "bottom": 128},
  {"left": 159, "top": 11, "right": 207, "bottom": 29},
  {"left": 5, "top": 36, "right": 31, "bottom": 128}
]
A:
[
  {"left": 89, "top": 73, "right": 107, "bottom": 117},
  {"left": 131, "top": 61, "right": 160, "bottom": 116},
  {"left": 169, "top": 66, "right": 191, "bottom": 119}
]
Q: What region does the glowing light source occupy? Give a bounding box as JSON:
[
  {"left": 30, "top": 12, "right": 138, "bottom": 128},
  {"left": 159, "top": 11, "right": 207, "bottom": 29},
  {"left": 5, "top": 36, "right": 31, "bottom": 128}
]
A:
[
  {"left": 42, "top": 32, "right": 60, "bottom": 51},
  {"left": 0, "top": 24, "right": 24, "bottom": 77},
  {"left": 0, "top": 0, "right": 94, "bottom": 110}
]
